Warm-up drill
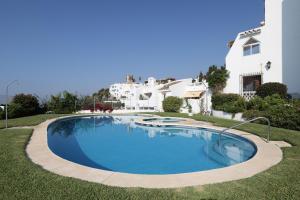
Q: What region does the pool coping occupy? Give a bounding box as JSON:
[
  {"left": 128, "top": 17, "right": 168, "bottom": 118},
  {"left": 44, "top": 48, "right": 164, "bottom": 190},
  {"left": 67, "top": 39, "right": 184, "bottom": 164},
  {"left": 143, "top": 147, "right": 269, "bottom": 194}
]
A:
[{"left": 26, "top": 114, "right": 283, "bottom": 188}]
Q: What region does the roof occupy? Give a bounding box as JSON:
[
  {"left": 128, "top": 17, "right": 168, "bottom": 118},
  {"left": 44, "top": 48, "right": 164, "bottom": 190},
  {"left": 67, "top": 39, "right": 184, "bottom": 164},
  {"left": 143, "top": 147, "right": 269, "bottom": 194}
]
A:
[{"left": 158, "top": 80, "right": 181, "bottom": 90}]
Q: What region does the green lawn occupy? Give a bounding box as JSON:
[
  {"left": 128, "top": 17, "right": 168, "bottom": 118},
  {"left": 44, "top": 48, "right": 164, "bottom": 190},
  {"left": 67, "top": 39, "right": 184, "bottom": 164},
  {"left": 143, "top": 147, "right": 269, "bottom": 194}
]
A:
[
  {"left": 0, "top": 114, "right": 67, "bottom": 129},
  {"left": 0, "top": 114, "right": 300, "bottom": 199}
]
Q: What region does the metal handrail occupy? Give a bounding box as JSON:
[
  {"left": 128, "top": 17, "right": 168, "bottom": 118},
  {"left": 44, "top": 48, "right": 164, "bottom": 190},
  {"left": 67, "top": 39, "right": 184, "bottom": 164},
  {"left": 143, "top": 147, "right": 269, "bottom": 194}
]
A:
[{"left": 218, "top": 117, "right": 271, "bottom": 143}]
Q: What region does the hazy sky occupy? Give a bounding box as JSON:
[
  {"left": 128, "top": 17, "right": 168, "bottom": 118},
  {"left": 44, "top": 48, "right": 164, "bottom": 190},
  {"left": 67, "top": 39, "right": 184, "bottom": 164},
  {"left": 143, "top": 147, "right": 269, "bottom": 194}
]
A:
[{"left": 0, "top": 0, "right": 264, "bottom": 97}]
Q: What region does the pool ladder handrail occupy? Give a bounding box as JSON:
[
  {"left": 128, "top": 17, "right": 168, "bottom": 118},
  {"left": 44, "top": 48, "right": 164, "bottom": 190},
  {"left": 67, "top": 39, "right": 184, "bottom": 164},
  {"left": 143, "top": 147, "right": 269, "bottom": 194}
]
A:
[{"left": 218, "top": 117, "right": 271, "bottom": 144}]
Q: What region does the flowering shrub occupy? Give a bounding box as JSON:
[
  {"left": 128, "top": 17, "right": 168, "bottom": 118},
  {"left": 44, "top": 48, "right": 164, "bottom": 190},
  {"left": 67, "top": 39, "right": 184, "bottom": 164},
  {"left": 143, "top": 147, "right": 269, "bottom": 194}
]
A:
[{"left": 89, "top": 103, "right": 113, "bottom": 113}]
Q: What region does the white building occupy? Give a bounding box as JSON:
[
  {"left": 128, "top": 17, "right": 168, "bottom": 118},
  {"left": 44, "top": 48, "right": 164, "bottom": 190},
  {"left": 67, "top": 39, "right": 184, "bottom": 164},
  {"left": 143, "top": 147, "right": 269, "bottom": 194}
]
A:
[
  {"left": 109, "top": 76, "right": 211, "bottom": 113},
  {"left": 225, "top": 0, "right": 300, "bottom": 99}
]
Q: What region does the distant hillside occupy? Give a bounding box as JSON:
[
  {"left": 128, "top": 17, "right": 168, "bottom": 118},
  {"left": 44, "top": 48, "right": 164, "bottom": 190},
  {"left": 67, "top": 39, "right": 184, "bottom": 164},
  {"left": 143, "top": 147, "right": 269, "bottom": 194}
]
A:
[{"left": 291, "top": 93, "right": 300, "bottom": 99}]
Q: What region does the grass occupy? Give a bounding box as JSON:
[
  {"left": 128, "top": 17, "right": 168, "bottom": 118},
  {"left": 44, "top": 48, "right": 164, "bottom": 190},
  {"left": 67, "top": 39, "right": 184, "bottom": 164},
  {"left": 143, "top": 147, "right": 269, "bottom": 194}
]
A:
[
  {"left": 0, "top": 114, "right": 68, "bottom": 129},
  {"left": 0, "top": 113, "right": 300, "bottom": 199}
]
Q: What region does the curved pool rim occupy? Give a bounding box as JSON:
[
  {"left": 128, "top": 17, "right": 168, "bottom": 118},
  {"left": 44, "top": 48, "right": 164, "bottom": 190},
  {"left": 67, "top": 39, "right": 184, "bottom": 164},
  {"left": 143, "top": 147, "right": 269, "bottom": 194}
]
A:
[
  {"left": 26, "top": 114, "right": 283, "bottom": 188},
  {"left": 47, "top": 115, "right": 258, "bottom": 175}
]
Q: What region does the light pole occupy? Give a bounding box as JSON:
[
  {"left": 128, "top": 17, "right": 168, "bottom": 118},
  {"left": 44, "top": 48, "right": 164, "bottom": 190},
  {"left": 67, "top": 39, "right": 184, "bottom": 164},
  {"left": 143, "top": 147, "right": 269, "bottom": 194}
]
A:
[
  {"left": 93, "top": 96, "right": 96, "bottom": 113},
  {"left": 5, "top": 80, "right": 19, "bottom": 129}
]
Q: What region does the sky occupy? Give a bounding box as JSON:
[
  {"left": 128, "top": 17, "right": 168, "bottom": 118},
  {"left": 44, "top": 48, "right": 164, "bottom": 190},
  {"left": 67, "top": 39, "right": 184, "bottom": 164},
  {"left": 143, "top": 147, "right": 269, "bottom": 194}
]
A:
[{"left": 0, "top": 0, "right": 264, "bottom": 97}]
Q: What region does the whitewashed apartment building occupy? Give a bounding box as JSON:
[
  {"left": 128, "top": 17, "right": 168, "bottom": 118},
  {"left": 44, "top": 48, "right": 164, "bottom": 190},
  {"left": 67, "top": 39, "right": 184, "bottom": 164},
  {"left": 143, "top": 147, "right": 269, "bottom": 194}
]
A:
[
  {"left": 109, "top": 76, "right": 211, "bottom": 113},
  {"left": 224, "top": 0, "right": 300, "bottom": 99}
]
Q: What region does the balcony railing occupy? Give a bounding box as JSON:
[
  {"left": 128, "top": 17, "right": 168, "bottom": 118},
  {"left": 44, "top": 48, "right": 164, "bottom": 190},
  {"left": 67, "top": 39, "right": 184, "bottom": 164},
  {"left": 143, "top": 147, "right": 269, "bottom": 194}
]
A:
[{"left": 243, "top": 91, "right": 256, "bottom": 101}]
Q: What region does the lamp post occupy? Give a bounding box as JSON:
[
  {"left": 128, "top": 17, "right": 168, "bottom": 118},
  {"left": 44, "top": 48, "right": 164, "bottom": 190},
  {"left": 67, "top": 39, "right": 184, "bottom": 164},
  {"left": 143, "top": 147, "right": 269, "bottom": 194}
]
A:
[
  {"left": 5, "top": 80, "right": 19, "bottom": 129},
  {"left": 93, "top": 96, "right": 96, "bottom": 113}
]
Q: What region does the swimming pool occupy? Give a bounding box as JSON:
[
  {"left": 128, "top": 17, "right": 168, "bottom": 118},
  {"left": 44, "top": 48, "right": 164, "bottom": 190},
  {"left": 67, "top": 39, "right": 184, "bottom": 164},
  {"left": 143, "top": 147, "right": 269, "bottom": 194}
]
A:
[{"left": 47, "top": 115, "right": 257, "bottom": 175}]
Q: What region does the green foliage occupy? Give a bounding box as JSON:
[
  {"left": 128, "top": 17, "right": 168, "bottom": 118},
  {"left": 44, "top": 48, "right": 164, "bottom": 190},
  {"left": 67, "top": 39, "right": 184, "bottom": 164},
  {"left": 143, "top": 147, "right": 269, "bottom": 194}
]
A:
[
  {"left": 198, "top": 72, "right": 205, "bottom": 82},
  {"left": 8, "top": 103, "right": 24, "bottom": 118},
  {"left": 212, "top": 93, "right": 246, "bottom": 113},
  {"left": 264, "top": 104, "right": 300, "bottom": 130},
  {"left": 5, "top": 94, "right": 41, "bottom": 118},
  {"left": 246, "top": 96, "right": 269, "bottom": 111},
  {"left": 243, "top": 94, "right": 300, "bottom": 130},
  {"left": 256, "top": 82, "right": 287, "bottom": 98},
  {"left": 162, "top": 96, "right": 183, "bottom": 112},
  {"left": 93, "top": 88, "right": 111, "bottom": 101},
  {"left": 206, "top": 65, "right": 229, "bottom": 93},
  {"left": 48, "top": 91, "right": 78, "bottom": 114},
  {"left": 242, "top": 109, "right": 265, "bottom": 120}
]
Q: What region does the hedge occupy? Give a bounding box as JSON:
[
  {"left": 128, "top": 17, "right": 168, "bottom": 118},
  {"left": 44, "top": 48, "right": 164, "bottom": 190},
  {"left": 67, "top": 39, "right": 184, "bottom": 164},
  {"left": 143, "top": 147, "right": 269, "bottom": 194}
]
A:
[
  {"left": 162, "top": 97, "right": 183, "bottom": 113},
  {"left": 211, "top": 93, "right": 246, "bottom": 113},
  {"left": 256, "top": 82, "right": 287, "bottom": 98}
]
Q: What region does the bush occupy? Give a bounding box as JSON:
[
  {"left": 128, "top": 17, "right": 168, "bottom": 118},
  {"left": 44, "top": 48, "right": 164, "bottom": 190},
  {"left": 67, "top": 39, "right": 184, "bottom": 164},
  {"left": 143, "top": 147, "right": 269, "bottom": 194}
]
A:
[
  {"left": 6, "top": 94, "right": 41, "bottom": 118},
  {"left": 212, "top": 93, "right": 246, "bottom": 113},
  {"left": 256, "top": 82, "right": 287, "bottom": 98},
  {"left": 162, "top": 97, "right": 183, "bottom": 113},
  {"left": 243, "top": 95, "right": 300, "bottom": 130},
  {"left": 264, "top": 104, "right": 300, "bottom": 130},
  {"left": 242, "top": 110, "right": 265, "bottom": 120},
  {"left": 246, "top": 96, "right": 269, "bottom": 111},
  {"left": 8, "top": 103, "right": 24, "bottom": 118},
  {"left": 0, "top": 108, "right": 5, "bottom": 119}
]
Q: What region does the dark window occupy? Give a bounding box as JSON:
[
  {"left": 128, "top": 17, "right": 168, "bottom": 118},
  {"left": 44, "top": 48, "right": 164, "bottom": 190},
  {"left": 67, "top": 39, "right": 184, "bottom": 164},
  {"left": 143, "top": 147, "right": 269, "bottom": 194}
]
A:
[{"left": 243, "top": 75, "right": 262, "bottom": 91}]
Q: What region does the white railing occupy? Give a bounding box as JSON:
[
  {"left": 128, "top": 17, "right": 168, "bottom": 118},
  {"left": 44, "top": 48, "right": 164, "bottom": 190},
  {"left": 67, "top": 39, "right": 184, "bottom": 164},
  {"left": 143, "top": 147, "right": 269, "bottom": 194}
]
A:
[
  {"left": 243, "top": 91, "right": 256, "bottom": 101},
  {"left": 218, "top": 117, "right": 271, "bottom": 145}
]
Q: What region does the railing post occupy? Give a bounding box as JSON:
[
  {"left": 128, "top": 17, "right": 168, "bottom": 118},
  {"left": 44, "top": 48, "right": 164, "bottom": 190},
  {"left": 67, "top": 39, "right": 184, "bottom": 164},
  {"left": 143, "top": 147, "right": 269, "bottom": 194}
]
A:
[{"left": 218, "top": 117, "right": 271, "bottom": 145}]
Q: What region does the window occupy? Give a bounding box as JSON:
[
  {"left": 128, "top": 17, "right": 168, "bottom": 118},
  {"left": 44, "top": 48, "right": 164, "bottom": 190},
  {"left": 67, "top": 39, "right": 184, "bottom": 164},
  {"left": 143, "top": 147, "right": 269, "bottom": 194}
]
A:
[
  {"left": 243, "top": 38, "right": 260, "bottom": 56},
  {"left": 243, "top": 46, "right": 251, "bottom": 56},
  {"left": 243, "top": 75, "right": 262, "bottom": 91}
]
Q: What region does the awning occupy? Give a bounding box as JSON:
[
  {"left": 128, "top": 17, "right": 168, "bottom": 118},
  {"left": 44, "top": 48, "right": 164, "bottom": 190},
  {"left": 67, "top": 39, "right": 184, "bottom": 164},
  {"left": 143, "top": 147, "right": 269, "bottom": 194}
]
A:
[{"left": 183, "top": 91, "right": 203, "bottom": 98}]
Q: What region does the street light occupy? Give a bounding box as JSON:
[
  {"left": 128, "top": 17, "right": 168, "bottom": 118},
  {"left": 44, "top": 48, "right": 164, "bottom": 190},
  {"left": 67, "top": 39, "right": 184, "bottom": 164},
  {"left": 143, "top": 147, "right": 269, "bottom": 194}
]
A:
[{"left": 5, "top": 80, "right": 19, "bottom": 128}]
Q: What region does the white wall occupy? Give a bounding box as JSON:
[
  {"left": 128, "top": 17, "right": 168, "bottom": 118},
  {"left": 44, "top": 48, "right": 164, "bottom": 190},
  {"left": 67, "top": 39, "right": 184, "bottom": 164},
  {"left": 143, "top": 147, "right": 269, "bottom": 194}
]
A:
[
  {"left": 225, "top": 28, "right": 265, "bottom": 94},
  {"left": 167, "top": 79, "right": 192, "bottom": 97},
  {"left": 263, "top": 0, "right": 283, "bottom": 84},
  {"left": 225, "top": 0, "right": 290, "bottom": 94},
  {"left": 282, "top": 0, "right": 300, "bottom": 93}
]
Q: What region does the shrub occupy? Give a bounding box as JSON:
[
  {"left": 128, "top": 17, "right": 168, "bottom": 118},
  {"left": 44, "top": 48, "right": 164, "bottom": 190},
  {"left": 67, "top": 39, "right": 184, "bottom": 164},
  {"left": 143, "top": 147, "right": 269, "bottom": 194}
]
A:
[
  {"left": 264, "top": 104, "right": 300, "bottom": 130},
  {"left": 256, "top": 82, "right": 287, "bottom": 98},
  {"left": 243, "top": 109, "right": 264, "bottom": 119},
  {"left": 212, "top": 93, "right": 246, "bottom": 113},
  {"left": 94, "top": 103, "right": 113, "bottom": 112},
  {"left": 243, "top": 95, "right": 300, "bottom": 130},
  {"left": 8, "top": 103, "right": 25, "bottom": 118},
  {"left": 162, "top": 97, "right": 183, "bottom": 113},
  {"left": 246, "top": 96, "right": 269, "bottom": 111},
  {"left": 0, "top": 108, "right": 5, "bottom": 119}
]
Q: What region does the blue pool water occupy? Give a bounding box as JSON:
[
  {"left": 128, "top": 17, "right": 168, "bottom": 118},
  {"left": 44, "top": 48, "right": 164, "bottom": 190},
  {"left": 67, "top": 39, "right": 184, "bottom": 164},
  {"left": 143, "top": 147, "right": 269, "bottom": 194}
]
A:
[{"left": 47, "top": 115, "right": 256, "bottom": 175}]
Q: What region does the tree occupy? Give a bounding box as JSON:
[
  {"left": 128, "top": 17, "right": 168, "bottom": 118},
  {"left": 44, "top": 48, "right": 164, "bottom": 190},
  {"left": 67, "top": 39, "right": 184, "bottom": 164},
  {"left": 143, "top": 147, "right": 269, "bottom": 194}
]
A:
[
  {"left": 206, "top": 65, "right": 229, "bottom": 93},
  {"left": 93, "top": 88, "right": 111, "bottom": 101},
  {"left": 198, "top": 72, "right": 205, "bottom": 82},
  {"left": 47, "top": 91, "right": 78, "bottom": 114},
  {"left": 8, "top": 94, "right": 41, "bottom": 117}
]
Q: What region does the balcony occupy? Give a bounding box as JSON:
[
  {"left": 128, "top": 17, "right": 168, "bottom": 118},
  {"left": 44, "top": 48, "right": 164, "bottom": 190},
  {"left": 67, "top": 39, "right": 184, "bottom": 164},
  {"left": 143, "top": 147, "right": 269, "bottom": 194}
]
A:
[{"left": 243, "top": 91, "right": 256, "bottom": 101}]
